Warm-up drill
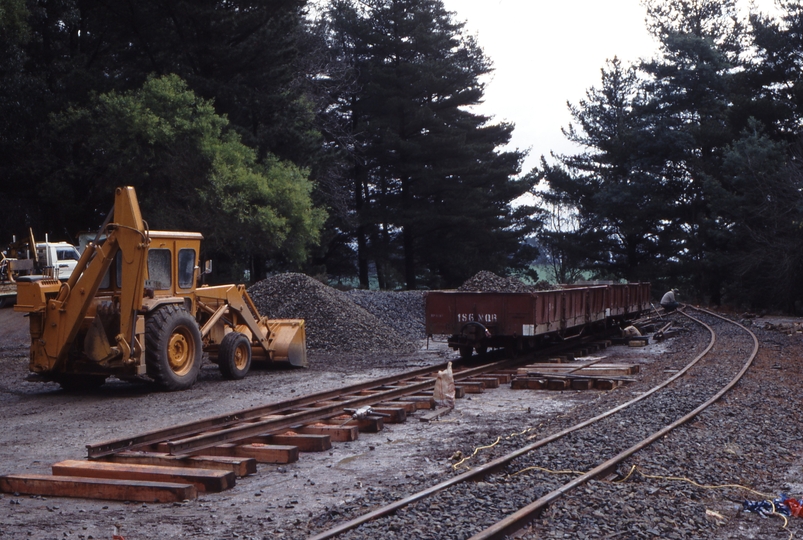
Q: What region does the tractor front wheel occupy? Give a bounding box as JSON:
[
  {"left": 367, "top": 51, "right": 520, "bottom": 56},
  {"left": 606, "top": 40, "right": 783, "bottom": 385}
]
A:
[
  {"left": 145, "top": 304, "right": 202, "bottom": 391},
  {"left": 218, "top": 332, "right": 252, "bottom": 380}
]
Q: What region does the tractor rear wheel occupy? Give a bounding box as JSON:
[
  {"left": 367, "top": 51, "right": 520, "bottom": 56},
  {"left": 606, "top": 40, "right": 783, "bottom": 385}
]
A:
[
  {"left": 145, "top": 304, "right": 202, "bottom": 391},
  {"left": 218, "top": 332, "right": 252, "bottom": 380}
]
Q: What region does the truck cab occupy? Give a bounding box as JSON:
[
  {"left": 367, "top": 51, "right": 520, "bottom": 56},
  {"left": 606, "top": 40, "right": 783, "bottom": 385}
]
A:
[{"left": 35, "top": 241, "right": 81, "bottom": 280}]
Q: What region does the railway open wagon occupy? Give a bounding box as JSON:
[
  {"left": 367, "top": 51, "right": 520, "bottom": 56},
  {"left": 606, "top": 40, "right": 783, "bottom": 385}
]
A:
[{"left": 425, "top": 283, "right": 651, "bottom": 359}]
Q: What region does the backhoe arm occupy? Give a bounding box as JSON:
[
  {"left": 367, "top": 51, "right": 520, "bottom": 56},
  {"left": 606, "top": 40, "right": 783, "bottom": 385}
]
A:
[{"left": 15, "top": 187, "right": 149, "bottom": 374}]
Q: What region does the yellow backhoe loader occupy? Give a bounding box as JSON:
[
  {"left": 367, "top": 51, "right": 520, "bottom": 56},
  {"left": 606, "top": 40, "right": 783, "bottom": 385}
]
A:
[{"left": 14, "top": 186, "right": 306, "bottom": 391}]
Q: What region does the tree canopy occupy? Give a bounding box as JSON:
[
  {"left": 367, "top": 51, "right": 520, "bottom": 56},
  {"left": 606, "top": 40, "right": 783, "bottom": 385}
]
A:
[
  {"left": 6, "top": 0, "right": 803, "bottom": 307},
  {"left": 50, "top": 74, "right": 326, "bottom": 280},
  {"left": 322, "top": 0, "right": 537, "bottom": 289},
  {"left": 538, "top": 0, "right": 803, "bottom": 311},
  {"left": 0, "top": 0, "right": 328, "bottom": 281}
]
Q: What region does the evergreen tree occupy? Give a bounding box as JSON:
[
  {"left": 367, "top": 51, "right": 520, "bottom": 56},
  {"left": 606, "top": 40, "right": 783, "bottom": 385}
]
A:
[
  {"left": 540, "top": 58, "right": 672, "bottom": 283},
  {"left": 712, "top": 121, "right": 803, "bottom": 311},
  {"left": 324, "top": 0, "right": 535, "bottom": 289},
  {"left": 0, "top": 0, "right": 327, "bottom": 274},
  {"left": 639, "top": 0, "right": 746, "bottom": 302},
  {"left": 49, "top": 75, "right": 326, "bottom": 280},
  {"left": 749, "top": 1, "right": 803, "bottom": 138}
]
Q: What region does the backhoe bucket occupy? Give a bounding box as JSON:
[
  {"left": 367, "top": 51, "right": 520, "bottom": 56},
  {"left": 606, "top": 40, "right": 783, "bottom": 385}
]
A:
[{"left": 267, "top": 319, "right": 307, "bottom": 367}]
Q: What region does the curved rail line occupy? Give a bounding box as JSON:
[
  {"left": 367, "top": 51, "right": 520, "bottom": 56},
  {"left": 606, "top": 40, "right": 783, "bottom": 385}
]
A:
[
  {"left": 308, "top": 306, "right": 759, "bottom": 539},
  {"left": 87, "top": 335, "right": 600, "bottom": 459}
]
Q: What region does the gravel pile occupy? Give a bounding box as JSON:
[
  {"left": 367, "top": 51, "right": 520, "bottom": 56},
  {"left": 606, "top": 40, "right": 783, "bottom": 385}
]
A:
[
  {"left": 345, "top": 289, "right": 425, "bottom": 342},
  {"left": 458, "top": 270, "right": 535, "bottom": 293},
  {"left": 248, "top": 273, "right": 419, "bottom": 355}
]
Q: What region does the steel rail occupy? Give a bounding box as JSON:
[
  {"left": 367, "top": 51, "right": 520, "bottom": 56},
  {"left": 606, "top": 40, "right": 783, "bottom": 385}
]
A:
[
  {"left": 87, "top": 358, "right": 515, "bottom": 458},
  {"left": 87, "top": 361, "right": 452, "bottom": 458},
  {"left": 88, "top": 333, "right": 607, "bottom": 458},
  {"left": 308, "top": 306, "right": 753, "bottom": 540},
  {"left": 162, "top": 340, "right": 596, "bottom": 455},
  {"left": 471, "top": 306, "right": 759, "bottom": 539}
]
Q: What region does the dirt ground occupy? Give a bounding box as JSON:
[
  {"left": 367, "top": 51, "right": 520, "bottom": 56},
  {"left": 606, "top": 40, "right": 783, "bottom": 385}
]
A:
[
  {"left": 0, "top": 307, "right": 788, "bottom": 539},
  {"left": 0, "top": 307, "right": 588, "bottom": 540}
]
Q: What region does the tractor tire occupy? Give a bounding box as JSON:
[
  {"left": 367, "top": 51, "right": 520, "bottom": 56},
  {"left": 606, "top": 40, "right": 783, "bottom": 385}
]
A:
[
  {"left": 145, "top": 304, "right": 202, "bottom": 391},
  {"left": 218, "top": 332, "right": 252, "bottom": 380},
  {"left": 56, "top": 374, "right": 107, "bottom": 392}
]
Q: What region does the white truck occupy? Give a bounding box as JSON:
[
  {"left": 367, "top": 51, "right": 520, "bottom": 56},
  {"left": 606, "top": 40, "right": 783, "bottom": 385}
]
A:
[
  {"left": 0, "top": 237, "right": 81, "bottom": 307},
  {"left": 34, "top": 240, "right": 81, "bottom": 280}
]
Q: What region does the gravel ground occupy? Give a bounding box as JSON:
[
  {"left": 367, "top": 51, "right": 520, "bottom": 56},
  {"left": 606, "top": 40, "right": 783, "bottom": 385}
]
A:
[
  {"left": 1, "top": 277, "right": 802, "bottom": 540},
  {"left": 303, "top": 311, "right": 803, "bottom": 540}
]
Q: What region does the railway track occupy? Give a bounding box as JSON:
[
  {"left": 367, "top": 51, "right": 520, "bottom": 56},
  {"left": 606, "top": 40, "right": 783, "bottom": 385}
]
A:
[
  {"left": 306, "top": 306, "right": 761, "bottom": 539},
  {"left": 2, "top": 332, "right": 629, "bottom": 502}
]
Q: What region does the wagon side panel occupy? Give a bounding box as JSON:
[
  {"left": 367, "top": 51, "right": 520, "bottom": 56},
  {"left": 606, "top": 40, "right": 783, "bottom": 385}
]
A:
[
  {"left": 563, "top": 288, "right": 586, "bottom": 330},
  {"left": 535, "top": 290, "right": 562, "bottom": 334},
  {"left": 501, "top": 294, "right": 537, "bottom": 338},
  {"left": 587, "top": 286, "right": 607, "bottom": 323},
  {"left": 424, "top": 292, "right": 457, "bottom": 335}
]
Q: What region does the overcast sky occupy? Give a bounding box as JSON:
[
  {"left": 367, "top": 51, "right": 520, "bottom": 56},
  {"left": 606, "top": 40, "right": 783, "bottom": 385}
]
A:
[{"left": 440, "top": 0, "right": 781, "bottom": 174}]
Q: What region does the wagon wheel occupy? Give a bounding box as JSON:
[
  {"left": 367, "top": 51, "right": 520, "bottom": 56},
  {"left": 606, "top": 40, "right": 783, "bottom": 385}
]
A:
[
  {"left": 218, "top": 332, "right": 252, "bottom": 380},
  {"left": 459, "top": 346, "right": 473, "bottom": 360},
  {"left": 145, "top": 304, "right": 202, "bottom": 391},
  {"left": 475, "top": 345, "right": 488, "bottom": 356}
]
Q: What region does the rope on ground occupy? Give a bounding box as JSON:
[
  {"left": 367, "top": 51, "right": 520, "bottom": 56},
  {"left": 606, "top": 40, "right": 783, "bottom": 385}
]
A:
[
  {"left": 509, "top": 463, "right": 794, "bottom": 537},
  {"left": 451, "top": 437, "right": 501, "bottom": 470},
  {"left": 615, "top": 464, "right": 771, "bottom": 499},
  {"left": 616, "top": 465, "right": 793, "bottom": 536},
  {"left": 451, "top": 425, "right": 541, "bottom": 470}
]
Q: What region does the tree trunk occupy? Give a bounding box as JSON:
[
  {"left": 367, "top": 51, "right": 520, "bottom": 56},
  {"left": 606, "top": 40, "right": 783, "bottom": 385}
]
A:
[
  {"left": 403, "top": 225, "right": 415, "bottom": 290},
  {"left": 355, "top": 160, "right": 369, "bottom": 289}
]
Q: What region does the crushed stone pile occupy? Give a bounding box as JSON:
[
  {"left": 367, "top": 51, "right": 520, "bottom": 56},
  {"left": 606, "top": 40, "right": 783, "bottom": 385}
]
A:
[
  {"left": 346, "top": 289, "right": 425, "bottom": 342},
  {"left": 248, "top": 273, "right": 419, "bottom": 355},
  {"left": 458, "top": 270, "right": 535, "bottom": 293}
]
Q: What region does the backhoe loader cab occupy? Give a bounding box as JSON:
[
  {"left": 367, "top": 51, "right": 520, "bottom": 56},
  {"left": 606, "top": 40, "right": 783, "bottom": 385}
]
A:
[{"left": 14, "top": 186, "right": 307, "bottom": 392}]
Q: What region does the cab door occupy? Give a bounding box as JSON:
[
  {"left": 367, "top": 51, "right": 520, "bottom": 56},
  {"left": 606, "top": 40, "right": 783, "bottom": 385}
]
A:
[{"left": 55, "top": 245, "right": 81, "bottom": 279}]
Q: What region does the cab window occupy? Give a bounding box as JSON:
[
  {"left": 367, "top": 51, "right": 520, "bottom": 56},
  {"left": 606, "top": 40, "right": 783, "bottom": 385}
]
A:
[
  {"left": 178, "top": 249, "right": 196, "bottom": 289},
  {"left": 57, "top": 247, "right": 80, "bottom": 261},
  {"left": 147, "top": 249, "right": 172, "bottom": 290}
]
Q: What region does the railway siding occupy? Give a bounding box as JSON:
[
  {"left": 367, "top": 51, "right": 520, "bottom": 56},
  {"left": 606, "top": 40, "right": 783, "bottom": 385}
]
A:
[{"left": 308, "top": 309, "right": 776, "bottom": 540}]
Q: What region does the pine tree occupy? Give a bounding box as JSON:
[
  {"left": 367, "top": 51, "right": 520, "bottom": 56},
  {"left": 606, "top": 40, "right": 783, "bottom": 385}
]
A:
[
  {"left": 639, "top": 0, "right": 746, "bottom": 302},
  {"left": 0, "top": 1, "right": 325, "bottom": 253},
  {"left": 540, "top": 58, "right": 671, "bottom": 283},
  {"left": 713, "top": 121, "right": 803, "bottom": 310},
  {"left": 323, "top": 0, "right": 535, "bottom": 289}
]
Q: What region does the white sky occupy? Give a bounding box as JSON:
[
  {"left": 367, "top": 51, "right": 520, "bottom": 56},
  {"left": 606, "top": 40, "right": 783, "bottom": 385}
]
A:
[{"left": 440, "top": 0, "right": 782, "bottom": 175}]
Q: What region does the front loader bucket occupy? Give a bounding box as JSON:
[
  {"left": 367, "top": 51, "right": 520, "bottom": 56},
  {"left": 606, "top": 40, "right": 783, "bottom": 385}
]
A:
[{"left": 267, "top": 319, "right": 307, "bottom": 367}]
